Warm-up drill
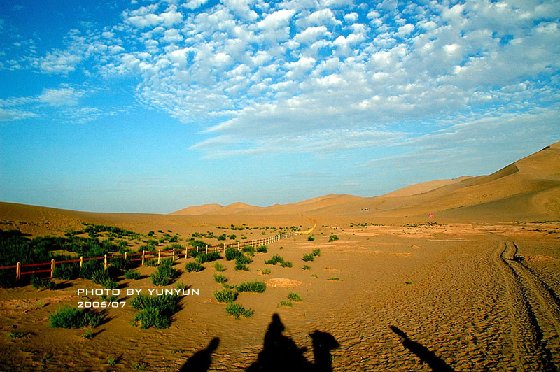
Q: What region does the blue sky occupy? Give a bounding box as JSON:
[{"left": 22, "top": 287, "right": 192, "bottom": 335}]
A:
[{"left": 0, "top": 0, "right": 559, "bottom": 213}]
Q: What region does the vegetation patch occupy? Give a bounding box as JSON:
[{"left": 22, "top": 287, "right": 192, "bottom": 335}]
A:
[
  {"left": 214, "top": 289, "right": 238, "bottom": 303},
  {"left": 236, "top": 281, "right": 266, "bottom": 293},
  {"left": 287, "top": 292, "right": 303, "bottom": 302},
  {"left": 195, "top": 251, "right": 221, "bottom": 264},
  {"left": 328, "top": 235, "right": 339, "bottom": 242},
  {"left": 225, "top": 247, "right": 243, "bottom": 261},
  {"left": 185, "top": 262, "right": 205, "bottom": 272},
  {"left": 30, "top": 276, "right": 55, "bottom": 290},
  {"left": 124, "top": 270, "right": 141, "bottom": 280},
  {"left": 214, "top": 262, "right": 226, "bottom": 272},
  {"left": 151, "top": 260, "right": 180, "bottom": 286},
  {"left": 130, "top": 294, "right": 181, "bottom": 329},
  {"left": 49, "top": 306, "right": 105, "bottom": 328},
  {"left": 213, "top": 274, "right": 228, "bottom": 284},
  {"left": 256, "top": 245, "right": 268, "bottom": 253},
  {"left": 225, "top": 302, "right": 254, "bottom": 319},
  {"left": 265, "top": 255, "right": 292, "bottom": 268}
]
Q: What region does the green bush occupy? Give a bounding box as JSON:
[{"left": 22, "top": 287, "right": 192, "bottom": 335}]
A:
[
  {"left": 151, "top": 261, "right": 180, "bottom": 286},
  {"left": 307, "top": 235, "right": 315, "bottom": 241},
  {"left": 53, "top": 263, "right": 80, "bottom": 280},
  {"left": 225, "top": 247, "right": 242, "bottom": 261},
  {"left": 302, "top": 265, "right": 311, "bottom": 270},
  {"left": 214, "top": 274, "right": 228, "bottom": 284},
  {"left": 49, "top": 306, "right": 105, "bottom": 328},
  {"left": 237, "top": 281, "right": 266, "bottom": 293},
  {"left": 302, "top": 253, "right": 315, "bottom": 262},
  {"left": 256, "top": 245, "right": 268, "bottom": 253},
  {"left": 92, "top": 270, "right": 118, "bottom": 289},
  {"left": 287, "top": 292, "right": 302, "bottom": 302},
  {"left": 195, "top": 251, "right": 221, "bottom": 264},
  {"left": 185, "top": 262, "right": 205, "bottom": 272},
  {"left": 279, "top": 300, "right": 293, "bottom": 307},
  {"left": 125, "top": 270, "right": 141, "bottom": 280},
  {"left": 265, "top": 255, "right": 283, "bottom": 265},
  {"left": 31, "top": 276, "right": 55, "bottom": 290},
  {"left": 214, "top": 289, "right": 238, "bottom": 303},
  {"left": 235, "top": 255, "right": 252, "bottom": 265},
  {"left": 242, "top": 246, "right": 255, "bottom": 255},
  {"left": 234, "top": 263, "right": 249, "bottom": 271},
  {"left": 280, "top": 261, "right": 293, "bottom": 268},
  {"left": 130, "top": 294, "right": 181, "bottom": 329},
  {"left": 226, "top": 303, "right": 254, "bottom": 319},
  {"left": 312, "top": 249, "right": 321, "bottom": 257},
  {"left": 214, "top": 262, "right": 226, "bottom": 272},
  {"left": 328, "top": 235, "right": 339, "bottom": 242}
]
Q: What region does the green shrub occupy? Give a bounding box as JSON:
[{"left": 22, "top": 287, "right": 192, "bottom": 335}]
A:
[
  {"left": 214, "top": 274, "right": 228, "bottom": 284},
  {"left": 265, "top": 255, "right": 283, "bottom": 265},
  {"left": 195, "top": 251, "right": 221, "bottom": 264},
  {"left": 214, "top": 289, "right": 238, "bottom": 303},
  {"left": 328, "top": 235, "right": 339, "bottom": 242},
  {"left": 242, "top": 246, "right": 255, "bottom": 255},
  {"left": 280, "top": 261, "right": 293, "bottom": 268},
  {"left": 279, "top": 300, "right": 293, "bottom": 307},
  {"left": 256, "top": 245, "right": 268, "bottom": 253},
  {"left": 235, "top": 255, "right": 252, "bottom": 265},
  {"left": 214, "top": 262, "right": 226, "bottom": 272},
  {"left": 312, "top": 249, "right": 321, "bottom": 257},
  {"left": 302, "top": 265, "right": 311, "bottom": 270},
  {"left": 225, "top": 247, "right": 242, "bottom": 261},
  {"left": 31, "top": 276, "right": 55, "bottom": 290},
  {"left": 225, "top": 303, "right": 254, "bottom": 319},
  {"left": 185, "top": 262, "right": 205, "bottom": 272},
  {"left": 307, "top": 235, "right": 315, "bottom": 241},
  {"left": 91, "top": 270, "right": 118, "bottom": 289},
  {"left": 130, "top": 294, "right": 181, "bottom": 329},
  {"left": 234, "top": 263, "right": 249, "bottom": 271},
  {"left": 302, "top": 253, "right": 315, "bottom": 262},
  {"left": 287, "top": 292, "right": 302, "bottom": 302},
  {"left": 261, "top": 268, "right": 271, "bottom": 275},
  {"left": 49, "top": 306, "right": 105, "bottom": 328},
  {"left": 237, "top": 281, "right": 266, "bottom": 293},
  {"left": 53, "top": 263, "right": 80, "bottom": 280},
  {"left": 125, "top": 270, "right": 141, "bottom": 280},
  {"left": 151, "top": 260, "right": 180, "bottom": 286}
]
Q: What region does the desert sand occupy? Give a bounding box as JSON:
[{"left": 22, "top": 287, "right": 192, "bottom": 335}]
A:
[{"left": 0, "top": 143, "right": 559, "bottom": 371}]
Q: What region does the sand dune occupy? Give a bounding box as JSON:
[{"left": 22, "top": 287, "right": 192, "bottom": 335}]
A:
[{"left": 173, "top": 143, "right": 560, "bottom": 222}]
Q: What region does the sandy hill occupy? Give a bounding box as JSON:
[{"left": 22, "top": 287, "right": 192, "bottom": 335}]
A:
[{"left": 173, "top": 143, "right": 560, "bottom": 221}]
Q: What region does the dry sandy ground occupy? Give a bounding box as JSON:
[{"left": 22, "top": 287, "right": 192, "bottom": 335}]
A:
[{"left": 1, "top": 220, "right": 559, "bottom": 371}]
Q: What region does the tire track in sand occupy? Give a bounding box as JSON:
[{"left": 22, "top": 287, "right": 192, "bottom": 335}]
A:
[{"left": 495, "top": 241, "right": 560, "bottom": 370}]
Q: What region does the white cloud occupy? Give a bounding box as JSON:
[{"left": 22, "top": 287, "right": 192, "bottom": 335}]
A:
[{"left": 38, "top": 87, "right": 83, "bottom": 106}]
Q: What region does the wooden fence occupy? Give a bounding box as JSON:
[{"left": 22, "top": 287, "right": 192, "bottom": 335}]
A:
[{"left": 0, "top": 232, "right": 293, "bottom": 281}]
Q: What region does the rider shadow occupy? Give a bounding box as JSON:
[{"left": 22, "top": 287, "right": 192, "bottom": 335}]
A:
[
  {"left": 179, "top": 337, "right": 220, "bottom": 372},
  {"left": 390, "top": 325, "right": 454, "bottom": 372},
  {"left": 247, "top": 313, "right": 339, "bottom": 372}
]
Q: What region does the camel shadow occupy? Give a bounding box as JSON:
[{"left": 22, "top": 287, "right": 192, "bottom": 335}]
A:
[
  {"left": 247, "top": 313, "right": 339, "bottom": 372},
  {"left": 180, "top": 314, "right": 339, "bottom": 372}
]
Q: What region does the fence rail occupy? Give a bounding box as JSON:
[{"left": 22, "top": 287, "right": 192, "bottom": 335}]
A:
[{"left": 0, "top": 232, "right": 294, "bottom": 281}]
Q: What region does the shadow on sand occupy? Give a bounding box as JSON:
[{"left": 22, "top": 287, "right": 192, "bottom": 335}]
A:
[
  {"left": 390, "top": 325, "right": 454, "bottom": 371},
  {"left": 180, "top": 313, "right": 339, "bottom": 372}
]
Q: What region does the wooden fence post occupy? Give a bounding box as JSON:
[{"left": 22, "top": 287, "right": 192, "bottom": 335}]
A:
[
  {"left": 124, "top": 252, "right": 128, "bottom": 261},
  {"left": 16, "top": 262, "right": 21, "bottom": 281},
  {"left": 158, "top": 249, "right": 161, "bottom": 265},
  {"left": 141, "top": 250, "right": 145, "bottom": 266},
  {"left": 79, "top": 256, "right": 83, "bottom": 268},
  {"left": 104, "top": 255, "right": 108, "bottom": 270},
  {"left": 50, "top": 259, "right": 55, "bottom": 279},
  {"left": 205, "top": 245, "right": 208, "bottom": 255},
  {"left": 172, "top": 250, "right": 175, "bottom": 262},
  {"left": 237, "top": 242, "right": 240, "bottom": 251},
  {"left": 185, "top": 248, "right": 188, "bottom": 259}
]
